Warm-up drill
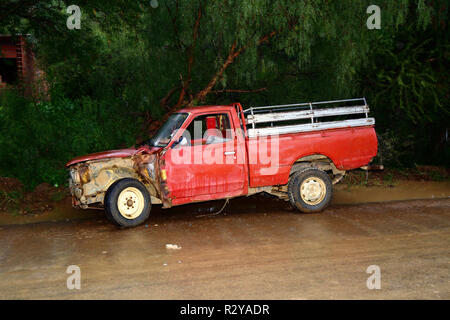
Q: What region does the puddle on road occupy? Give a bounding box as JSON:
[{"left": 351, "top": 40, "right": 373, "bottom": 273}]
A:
[
  {"left": 333, "top": 180, "right": 450, "bottom": 205},
  {"left": 0, "top": 180, "right": 448, "bottom": 226},
  {"left": 0, "top": 197, "right": 100, "bottom": 226}
]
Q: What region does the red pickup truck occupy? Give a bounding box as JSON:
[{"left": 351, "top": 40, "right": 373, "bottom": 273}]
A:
[{"left": 66, "top": 98, "right": 377, "bottom": 227}]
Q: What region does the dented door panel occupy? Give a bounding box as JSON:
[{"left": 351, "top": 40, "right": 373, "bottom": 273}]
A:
[{"left": 163, "top": 140, "right": 246, "bottom": 204}]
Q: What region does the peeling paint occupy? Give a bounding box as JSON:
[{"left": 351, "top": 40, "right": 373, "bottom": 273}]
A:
[{"left": 68, "top": 150, "right": 166, "bottom": 209}]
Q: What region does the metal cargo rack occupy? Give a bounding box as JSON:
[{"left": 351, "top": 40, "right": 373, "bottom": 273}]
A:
[{"left": 243, "top": 98, "right": 375, "bottom": 138}]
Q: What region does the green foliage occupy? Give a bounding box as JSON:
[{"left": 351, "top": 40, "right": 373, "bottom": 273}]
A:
[
  {"left": 0, "top": 0, "right": 448, "bottom": 188},
  {"left": 0, "top": 90, "right": 137, "bottom": 188},
  {"left": 0, "top": 189, "right": 23, "bottom": 211},
  {"left": 361, "top": 10, "right": 449, "bottom": 167},
  {"left": 366, "top": 31, "right": 448, "bottom": 124}
]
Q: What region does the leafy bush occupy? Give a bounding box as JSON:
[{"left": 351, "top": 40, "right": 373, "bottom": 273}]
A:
[
  {"left": 0, "top": 0, "right": 448, "bottom": 190},
  {"left": 0, "top": 89, "right": 139, "bottom": 188}
]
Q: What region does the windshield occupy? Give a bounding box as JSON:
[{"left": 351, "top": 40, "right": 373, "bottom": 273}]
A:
[{"left": 139, "top": 113, "right": 188, "bottom": 148}]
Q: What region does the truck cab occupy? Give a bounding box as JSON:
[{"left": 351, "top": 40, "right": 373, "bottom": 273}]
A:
[{"left": 162, "top": 105, "right": 249, "bottom": 205}]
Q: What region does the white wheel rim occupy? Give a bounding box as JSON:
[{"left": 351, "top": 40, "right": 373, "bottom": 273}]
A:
[
  {"left": 117, "top": 187, "right": 145, "bottom": 219},
  {"left": 300, "top": 177, "right": 326, "bottom": 205}
]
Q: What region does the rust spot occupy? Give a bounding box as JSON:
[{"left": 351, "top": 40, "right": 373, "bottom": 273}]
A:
[{"left": 68, "top": 152, "right": 168, "bottom": 209}]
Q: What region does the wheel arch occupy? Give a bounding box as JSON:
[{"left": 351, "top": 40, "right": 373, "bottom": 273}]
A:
[
  {"left": 289, "top": 153, "right": 346, "bottom": 184},
  {"left": 105, "top": 176, "right": 161, "bottom": 205},
  {"left": 290, "top": 153, "right": 334, "bottom": 174}
]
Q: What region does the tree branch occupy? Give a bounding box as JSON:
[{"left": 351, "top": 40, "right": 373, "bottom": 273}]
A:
[
  {"left": 194, "top": 30, "right": 276, "bottom": 103},
  {"left": 210, "top": 87, "right": 267, "bottom": 94},
  {"left": 160, "top": 86, "right": 181, "bottom": 109}
]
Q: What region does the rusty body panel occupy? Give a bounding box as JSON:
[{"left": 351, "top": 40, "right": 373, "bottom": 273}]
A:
[
  {"left": 66, "top": 148, "right": 138, "bottom": 167},
  {"left": 67, "top": 148, "right": 167, "bottom": 209}
]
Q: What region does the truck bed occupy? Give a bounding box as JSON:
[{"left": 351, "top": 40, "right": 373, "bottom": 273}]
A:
[{"left": 243, "top": 98, "right": 378, "bottom": 188}]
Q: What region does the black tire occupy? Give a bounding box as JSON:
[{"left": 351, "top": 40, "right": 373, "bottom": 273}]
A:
[
  {"left": 104, "top": 178, "right": 151, "bottom": 227},
  {"left": 288, "top": 168, "right": 333, "bottom": 213}
]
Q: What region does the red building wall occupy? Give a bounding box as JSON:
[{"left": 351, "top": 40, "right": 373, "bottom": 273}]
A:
[{"left": 0, "top": 35, "right": 43, "bottom": 97}]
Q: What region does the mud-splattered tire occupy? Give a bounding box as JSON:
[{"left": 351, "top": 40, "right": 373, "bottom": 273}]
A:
[
  {"left": 105, "top": 178, "right": 151, "bottom": 227},
  {"left": 288, "top": 168, "right": 332, "bottom": 213}
]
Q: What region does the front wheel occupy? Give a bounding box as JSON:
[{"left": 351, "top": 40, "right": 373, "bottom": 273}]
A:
[
  {"left": 105, "top": 178, "right": 151, "bottom": 227},
  {"left": 288, "top": 168, "right": 333, "bottom": 213}
]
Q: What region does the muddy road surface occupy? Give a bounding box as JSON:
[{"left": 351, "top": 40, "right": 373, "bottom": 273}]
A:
[{"left": 0, "top": 197, "right": 449, "bottom": 299}]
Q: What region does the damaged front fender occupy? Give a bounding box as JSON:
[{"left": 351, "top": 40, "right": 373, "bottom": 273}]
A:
[{"left": 68, "top": 149, "right": 168, "bottom": 209}]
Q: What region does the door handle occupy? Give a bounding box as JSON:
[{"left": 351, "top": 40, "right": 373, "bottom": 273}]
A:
[{"left": 224, "top": 151, "right": 236, "bottom": 155}]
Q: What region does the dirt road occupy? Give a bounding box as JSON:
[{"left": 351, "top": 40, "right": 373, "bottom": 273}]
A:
[{"left": 0, "top": 197, "right": 449, "bottom": 299}]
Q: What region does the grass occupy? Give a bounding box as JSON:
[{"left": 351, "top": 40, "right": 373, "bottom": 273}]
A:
[
  {"left": 0, "top": 190, "right": 23, "bottom": 212},
  {"left": 382, "top": 172, "right": 397, "bottom": 187},
  {"left": 50, "top": 190, "right": 67, "bottom": 202}
]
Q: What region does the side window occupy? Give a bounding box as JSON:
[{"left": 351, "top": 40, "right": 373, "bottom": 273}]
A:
[{"left": 184, "top": 113, "right": 232, "bottom": 145}]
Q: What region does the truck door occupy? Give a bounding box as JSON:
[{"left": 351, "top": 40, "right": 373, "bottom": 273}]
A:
[{"left": 163, "top": 111, "right": 246, "bottom": 203}]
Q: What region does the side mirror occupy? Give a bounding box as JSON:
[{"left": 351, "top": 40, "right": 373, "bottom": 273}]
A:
[
  {"left": 179, "top": 136, "right": 188, "bottom": 146},
  {"left": 173, "top": 135, "right": 188, "bottom": 148}
]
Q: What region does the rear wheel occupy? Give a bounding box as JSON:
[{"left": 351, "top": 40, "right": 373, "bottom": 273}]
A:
[
  {"left": 288, "top": 168, "right": 332, "bottom": 213},
  {"left": 105, "top": 178, "right": 151, "bottom": 227}
]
